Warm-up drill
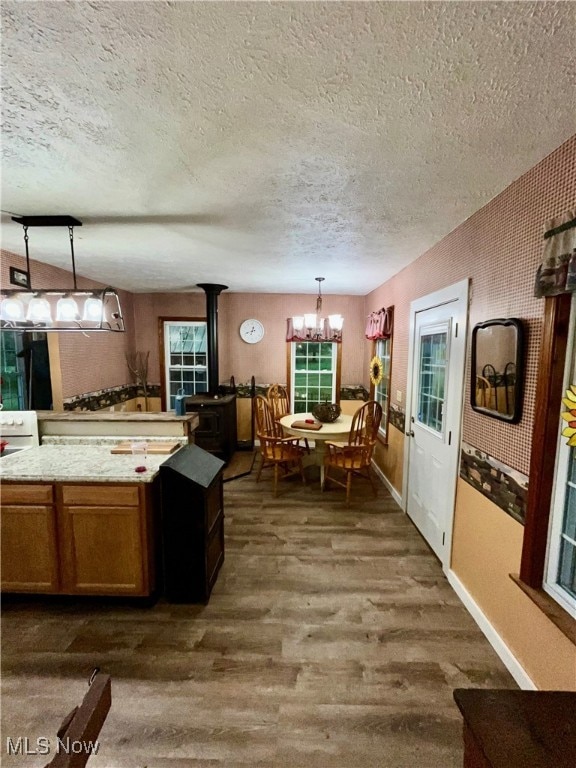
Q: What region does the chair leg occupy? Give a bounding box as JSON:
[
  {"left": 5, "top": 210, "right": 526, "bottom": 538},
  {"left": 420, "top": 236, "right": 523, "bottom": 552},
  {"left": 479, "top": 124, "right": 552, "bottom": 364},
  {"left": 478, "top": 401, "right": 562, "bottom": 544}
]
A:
[
  {"left": 256, "top": 455, "right": 264, "bottom": 482},
  {"left": 299, "top": 458, "right": 306, "bottom": 484},
  {"left": 274, "top": 464, "right": 279, "bottom": 497},
  {"left": 346, "top": 471, "right": 352, "bottom": 505},
  {"left": 367, "top": 467, "right": 378, "bottom": 497}
]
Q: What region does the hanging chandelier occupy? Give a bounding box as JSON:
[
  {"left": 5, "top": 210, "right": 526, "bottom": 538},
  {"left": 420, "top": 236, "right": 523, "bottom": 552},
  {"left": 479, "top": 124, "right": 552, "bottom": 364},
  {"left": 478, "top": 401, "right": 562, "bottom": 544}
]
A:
[
  {"left": 287, "top": 277, "right": 344, "bottom": 342},
  {"left": 0, "top": 216, "right": 125, "bottom": 333}
]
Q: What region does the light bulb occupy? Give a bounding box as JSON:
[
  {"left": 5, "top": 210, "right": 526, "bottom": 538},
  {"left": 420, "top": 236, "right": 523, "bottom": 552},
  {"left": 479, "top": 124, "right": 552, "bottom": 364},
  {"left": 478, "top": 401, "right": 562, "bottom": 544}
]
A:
[
  {"left": 83, "top": 297, "right": 103, "bottom": 321},
  {"left": 292, "top": 316, "right": 304, "bottom": 331},
  {"left": 304, "top": 313, "right": 317, "bottom": 330},
  {"left": 56, "top": 296, "right": 79, "bottom": 321},
  {"left": 26, "top": 297, "right": 52, "bottom": 322},
  {"left": 328, "top": 314, "right": 343, "bottom": 331},
  {"left": 0, "top": 297, "right": 25, "bottom": 322}
]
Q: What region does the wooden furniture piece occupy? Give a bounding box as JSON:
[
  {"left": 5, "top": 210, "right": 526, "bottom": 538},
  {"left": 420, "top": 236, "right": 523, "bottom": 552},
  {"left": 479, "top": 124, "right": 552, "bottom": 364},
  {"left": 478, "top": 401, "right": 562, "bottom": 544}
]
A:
[
  {"left": 266, "top": 384, "right": 290, "bottom": 420},
  {"left": 279, "top": 412, "right": 353, "bottom": 486},
  {"left": 160, "top": 444, "right": 225, "bottom": 603},
  {"left": 453, "top": 688, "right": 576, "bottom": 768},
  {"left": 1, "top": 482, "right": 156, "bottom": 596},
  {"left": 185, "top": 393, "right": 237, "bottom": 462},
  {"left": 323, "top": 400, "right": 383, "bottom": 504},
  {"left": 45, "top": 671, "right": 111, "bottom": 768},
  {"left": 254, "top": 395, "right": 307, "bottom": 496}
]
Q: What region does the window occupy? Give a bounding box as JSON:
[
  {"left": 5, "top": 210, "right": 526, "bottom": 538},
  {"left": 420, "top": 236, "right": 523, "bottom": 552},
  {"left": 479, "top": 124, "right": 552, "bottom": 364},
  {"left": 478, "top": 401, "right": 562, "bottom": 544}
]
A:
[
  {"left": 290, "top": 341, "right": 339, "bottom": 414},
  {"left": 163, "top": 321, "right": 208, "bottom": 410},
  {"left": 544, "top": 294, "right": 576, "bottom": 618},
  {"left": 519, "top": 291, "right": 575, "bottom": 639},
  {"left": 374, "top": 337, "right": 391, "bottom": 437}
]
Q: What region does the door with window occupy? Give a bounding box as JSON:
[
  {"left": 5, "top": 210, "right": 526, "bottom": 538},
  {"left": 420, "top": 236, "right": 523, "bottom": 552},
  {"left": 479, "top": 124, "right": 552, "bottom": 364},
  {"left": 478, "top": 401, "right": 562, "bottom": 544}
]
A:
[
  {"left": 290, "top": 341, "right": 339, "bottom": 414},
  {"left": 405, "top": 282, "right": 468, "bottom": 563},
  {"left": 162, "top": 321, "right": 208, "bottom": 411}
]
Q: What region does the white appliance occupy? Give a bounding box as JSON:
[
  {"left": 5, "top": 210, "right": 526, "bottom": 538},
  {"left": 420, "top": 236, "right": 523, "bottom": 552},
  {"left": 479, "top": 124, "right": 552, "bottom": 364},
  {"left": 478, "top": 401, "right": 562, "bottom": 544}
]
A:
[{"left": 0, "top": 410, "right": 40, "bottom": 456}]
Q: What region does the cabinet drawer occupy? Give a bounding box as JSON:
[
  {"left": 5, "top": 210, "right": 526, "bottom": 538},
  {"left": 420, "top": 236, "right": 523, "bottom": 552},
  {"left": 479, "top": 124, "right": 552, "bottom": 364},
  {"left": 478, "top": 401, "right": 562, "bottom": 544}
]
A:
[
  {"left": 61, "top": 485, "right": 139, "bottom": 507},
  {"left": 1, "top": 484, "right": 53, "bottom": 505}
]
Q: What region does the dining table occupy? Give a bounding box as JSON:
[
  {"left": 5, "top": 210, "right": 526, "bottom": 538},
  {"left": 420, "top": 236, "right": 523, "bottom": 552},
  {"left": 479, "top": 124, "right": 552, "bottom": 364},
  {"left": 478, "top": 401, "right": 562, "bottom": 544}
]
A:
[{"left": 278, "top": 412, "right": 353, "bottom": 486}]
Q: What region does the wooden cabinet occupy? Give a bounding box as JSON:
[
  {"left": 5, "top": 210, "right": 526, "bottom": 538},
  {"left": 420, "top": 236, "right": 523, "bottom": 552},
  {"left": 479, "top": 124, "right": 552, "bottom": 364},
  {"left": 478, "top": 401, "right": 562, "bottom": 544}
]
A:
[
  {"left": 453, "top": 689, "right": 576, "bottom": 768},
  {"left": 160, "top": 443, "right": 225, "bottom": 603},
  {"left": 1, "top": 484, "right": 59, "bottom": 593},
  {"left": 1, "top": 482, "right": 155, "bottom": 597}
]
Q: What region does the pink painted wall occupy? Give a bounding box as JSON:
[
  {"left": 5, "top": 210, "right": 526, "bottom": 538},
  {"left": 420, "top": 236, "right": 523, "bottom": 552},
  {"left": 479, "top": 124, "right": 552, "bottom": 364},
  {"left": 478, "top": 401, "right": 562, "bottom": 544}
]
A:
[
  {"left": 1, "top": 250, "right": 135, "bottom": 399},
  {"left": 133, "top": 291, "right": 366, "bottom": 388},
  {"left": 365, "top": 135, "right": 576, "bottom": 476}
]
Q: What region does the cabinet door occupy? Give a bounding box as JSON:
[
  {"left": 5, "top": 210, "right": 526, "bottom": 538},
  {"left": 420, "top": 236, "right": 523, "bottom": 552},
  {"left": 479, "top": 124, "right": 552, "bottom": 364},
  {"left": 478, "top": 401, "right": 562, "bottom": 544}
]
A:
[
  {"left": 1, "top": 505, "right": 59, "bottom": 592},
  {"left": 59, "top": 505, "right": 148, "bottom": 595}
]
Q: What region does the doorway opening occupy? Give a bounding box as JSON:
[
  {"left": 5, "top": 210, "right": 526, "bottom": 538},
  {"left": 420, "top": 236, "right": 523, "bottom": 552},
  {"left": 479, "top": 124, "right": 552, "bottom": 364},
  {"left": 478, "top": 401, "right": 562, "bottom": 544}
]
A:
[{"left": 0, "top": 331, "right": 53, "bottom": 410}]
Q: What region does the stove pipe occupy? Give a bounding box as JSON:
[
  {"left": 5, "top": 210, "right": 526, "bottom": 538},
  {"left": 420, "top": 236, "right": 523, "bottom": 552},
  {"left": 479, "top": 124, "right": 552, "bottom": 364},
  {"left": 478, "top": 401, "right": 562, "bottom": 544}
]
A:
[{"left": 197, "top": 283, "right": 228, "bottom": 396}]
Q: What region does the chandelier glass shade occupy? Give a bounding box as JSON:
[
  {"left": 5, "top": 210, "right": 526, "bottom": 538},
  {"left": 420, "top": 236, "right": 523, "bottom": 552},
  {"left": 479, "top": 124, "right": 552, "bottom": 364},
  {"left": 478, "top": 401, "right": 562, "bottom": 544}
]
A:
[
  {"left": 0, "top": 216, "right": 125, "bottom": 333},
  {"left": 287, "top": 277, "right": 344, "bottom": 342}
]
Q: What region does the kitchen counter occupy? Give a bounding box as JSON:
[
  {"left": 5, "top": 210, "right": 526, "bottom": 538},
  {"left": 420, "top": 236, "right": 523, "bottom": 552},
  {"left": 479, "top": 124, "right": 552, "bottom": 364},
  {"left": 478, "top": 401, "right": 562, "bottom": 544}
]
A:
[
  {"left": 37, "top": 410, "right": 199, "bottom": 439},
  {"left": 0, "top": 444, "right": 173, "bottom": 483},
  {"left": 36, "top": 411, "right": 195, "bottom": 422}
]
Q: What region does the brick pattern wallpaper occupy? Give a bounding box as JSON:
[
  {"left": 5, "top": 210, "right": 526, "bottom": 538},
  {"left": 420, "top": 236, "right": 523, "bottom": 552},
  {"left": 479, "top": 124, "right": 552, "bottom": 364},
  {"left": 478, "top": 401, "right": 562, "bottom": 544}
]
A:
[{"left": 364, "top": 135, "right": 576, "bottom": 476}]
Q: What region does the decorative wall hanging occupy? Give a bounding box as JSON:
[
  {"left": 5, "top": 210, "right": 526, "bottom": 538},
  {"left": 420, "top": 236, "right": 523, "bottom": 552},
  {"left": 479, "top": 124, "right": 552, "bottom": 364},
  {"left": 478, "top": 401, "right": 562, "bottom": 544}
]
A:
[
  {"left": 0, "top": 216, "right": 125, "bottom": 333},
  {"left": 369, "top": 355, "right": 384, "bottom": 386},
  {"left": 365, "top": 306, "right": 393, "bottom": 340},
  {"left": 534, "top": 209, "right": 576, "bottom": 298},
  {"left": 561, "top": 385, "right": 576, "bottom": 446},
  {"left": 286, "top": 277, "right": 343, "bottom": 342}
]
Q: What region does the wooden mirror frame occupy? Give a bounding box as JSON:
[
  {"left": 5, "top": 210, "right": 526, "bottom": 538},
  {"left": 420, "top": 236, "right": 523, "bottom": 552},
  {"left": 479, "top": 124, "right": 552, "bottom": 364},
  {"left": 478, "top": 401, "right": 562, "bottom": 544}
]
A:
[{"left": 470, "top": 317, "right": 524, "bottom": 424}]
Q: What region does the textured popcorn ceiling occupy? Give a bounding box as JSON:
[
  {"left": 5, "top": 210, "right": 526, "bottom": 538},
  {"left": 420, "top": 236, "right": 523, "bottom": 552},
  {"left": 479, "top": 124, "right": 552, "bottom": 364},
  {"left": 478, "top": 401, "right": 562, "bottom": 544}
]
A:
[{"left": 1, "top": 1, "right": 574, "bottom": 294}]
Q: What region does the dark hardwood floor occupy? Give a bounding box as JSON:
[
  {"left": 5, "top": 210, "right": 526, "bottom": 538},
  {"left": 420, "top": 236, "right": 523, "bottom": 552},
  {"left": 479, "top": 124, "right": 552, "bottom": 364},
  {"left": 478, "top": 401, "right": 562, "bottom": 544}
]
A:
[{"left": 1, "top": 468, "right": 515, "bottom": 767}]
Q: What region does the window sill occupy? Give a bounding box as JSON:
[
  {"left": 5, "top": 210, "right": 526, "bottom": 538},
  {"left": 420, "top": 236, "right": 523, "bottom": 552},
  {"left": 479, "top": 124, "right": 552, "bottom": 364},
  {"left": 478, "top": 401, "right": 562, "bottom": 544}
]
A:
[{"left": 510, "top": 573, "right": 576, "bottom": 646}]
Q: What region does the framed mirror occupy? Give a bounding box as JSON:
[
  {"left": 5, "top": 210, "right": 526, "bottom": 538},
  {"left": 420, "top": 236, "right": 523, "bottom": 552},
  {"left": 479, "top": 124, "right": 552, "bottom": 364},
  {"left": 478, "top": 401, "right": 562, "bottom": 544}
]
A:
[{"left": 471, "top": 318, "right": 524, "bottom": 423}]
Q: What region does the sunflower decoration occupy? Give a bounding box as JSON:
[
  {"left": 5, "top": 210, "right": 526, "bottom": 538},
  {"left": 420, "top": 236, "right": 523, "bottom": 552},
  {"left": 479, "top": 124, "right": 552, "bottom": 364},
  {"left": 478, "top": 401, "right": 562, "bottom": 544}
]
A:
[
  {"left": 561, "top": 384, "right": 576, "bottom": 447},
  {"left": 370, "top": 355, "right": 384, "bottom": 387}
]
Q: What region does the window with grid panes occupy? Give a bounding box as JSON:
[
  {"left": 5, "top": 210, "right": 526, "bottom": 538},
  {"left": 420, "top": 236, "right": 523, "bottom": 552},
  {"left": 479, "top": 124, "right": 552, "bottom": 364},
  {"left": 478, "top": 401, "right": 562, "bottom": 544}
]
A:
[
  {"left": 374, "top": 338, "right": 391, "bottom": 437},
  {"left": 163, "top": 321, "right": 208, "bottom": 410},
  {"left": 544, "top": 294, "right": 576, "bottom": 618},
  {"left": 291, "top": 341, "right": 337, "bottom": 414}
]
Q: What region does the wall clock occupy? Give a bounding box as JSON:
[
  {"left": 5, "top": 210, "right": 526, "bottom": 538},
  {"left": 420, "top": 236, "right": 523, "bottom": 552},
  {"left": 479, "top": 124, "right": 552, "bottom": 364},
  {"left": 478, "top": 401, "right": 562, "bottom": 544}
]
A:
[{"left": 239, "top": 318, "right": 265, "bottom": 344}]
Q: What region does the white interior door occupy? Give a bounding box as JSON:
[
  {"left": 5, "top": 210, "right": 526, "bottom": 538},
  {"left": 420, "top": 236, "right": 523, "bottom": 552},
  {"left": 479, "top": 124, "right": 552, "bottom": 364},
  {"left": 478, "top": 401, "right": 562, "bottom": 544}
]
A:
[{"left": 405, "top": 282, "right": 468, "bottom": 565}]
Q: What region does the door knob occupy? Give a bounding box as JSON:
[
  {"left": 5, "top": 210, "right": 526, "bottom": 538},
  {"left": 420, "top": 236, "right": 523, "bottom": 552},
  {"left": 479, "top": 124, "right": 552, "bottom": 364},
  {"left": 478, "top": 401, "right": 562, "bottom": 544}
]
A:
[{"left": 405, "top": 430, "right": 415, "bottom": 437}]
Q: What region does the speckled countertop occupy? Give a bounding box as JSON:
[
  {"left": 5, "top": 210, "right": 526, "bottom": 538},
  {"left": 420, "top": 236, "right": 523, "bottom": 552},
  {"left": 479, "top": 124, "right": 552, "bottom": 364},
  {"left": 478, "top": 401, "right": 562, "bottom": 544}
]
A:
[
  {"left": 41, "top": 435, "right": 188, "bottom": 447},
  {"left": 0, "top": 444, "right": 177, "bottom": 483}
]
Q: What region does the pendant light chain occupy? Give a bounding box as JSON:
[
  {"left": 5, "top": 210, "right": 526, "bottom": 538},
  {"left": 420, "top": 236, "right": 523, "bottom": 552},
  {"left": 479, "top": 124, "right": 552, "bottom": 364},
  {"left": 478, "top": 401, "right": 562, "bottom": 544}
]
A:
[
  {"left": 316, "top": 276, "right": 324, "bottom": 313},
  {"left": 68, "top": 225, "right": 78, "bottom": 290},
  {"left": 23, "top": 225, "right": 32, "bottom": 288}
]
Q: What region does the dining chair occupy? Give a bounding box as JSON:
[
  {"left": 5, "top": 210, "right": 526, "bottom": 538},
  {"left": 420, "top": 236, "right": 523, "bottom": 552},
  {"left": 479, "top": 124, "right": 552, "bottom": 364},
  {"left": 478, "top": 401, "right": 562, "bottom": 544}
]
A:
[
  {"left": 323, "top": 400, "right": 383, "bottom": 504},
  {"left": 44, "top": 669, "right": 111, "bottom": 768},
  {"left": 254, "top": 395, "right": 306, "bottom": 496},
  {"left": 266, "top": 384, "right": 290, "bottom": 420},
  {"left": 266, "top": 383, "right": 310, "bottom": 450}
]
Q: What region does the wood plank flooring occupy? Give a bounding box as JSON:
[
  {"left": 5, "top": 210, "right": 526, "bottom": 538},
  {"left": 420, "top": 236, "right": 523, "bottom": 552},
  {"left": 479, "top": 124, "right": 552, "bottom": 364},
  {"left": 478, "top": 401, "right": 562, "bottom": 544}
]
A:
[{"left": 1, "top": 468, "right": 515, "bottom": 767}]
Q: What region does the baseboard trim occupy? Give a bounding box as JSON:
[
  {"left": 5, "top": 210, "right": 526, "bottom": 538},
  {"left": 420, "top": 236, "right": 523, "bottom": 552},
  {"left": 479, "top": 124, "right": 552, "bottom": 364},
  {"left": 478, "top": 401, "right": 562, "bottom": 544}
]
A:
[
  {"left": 371, "top": 460, "right": 403, "bottom": 509},
  {"left": 446, "top": 569, "right": 537, "bottom": 690}
]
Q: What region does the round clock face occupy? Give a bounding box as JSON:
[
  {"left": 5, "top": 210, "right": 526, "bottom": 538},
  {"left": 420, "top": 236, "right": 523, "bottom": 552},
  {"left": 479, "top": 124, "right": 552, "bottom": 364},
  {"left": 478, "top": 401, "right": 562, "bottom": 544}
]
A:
[{"left": 239, "top": 318, "right": 265, "bottom": 344}]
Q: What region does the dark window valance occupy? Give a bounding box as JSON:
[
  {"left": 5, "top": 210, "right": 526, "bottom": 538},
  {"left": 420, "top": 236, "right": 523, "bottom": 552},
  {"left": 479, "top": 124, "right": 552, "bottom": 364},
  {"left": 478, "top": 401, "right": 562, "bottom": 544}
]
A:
[
  {"left": 534, "top": 210, "right": 576, "bottom": 298},
  {"left": 365, "top": 306, "right": 393, "bottom": 340}
]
